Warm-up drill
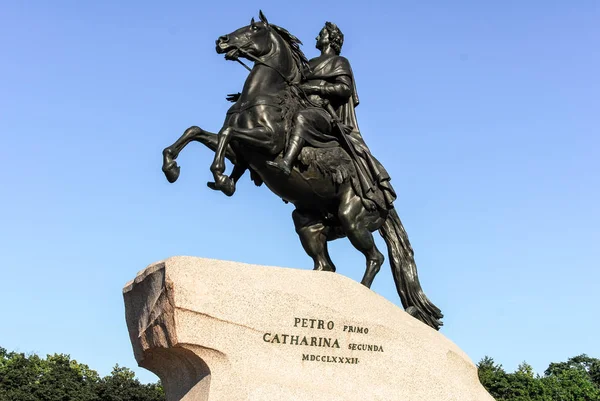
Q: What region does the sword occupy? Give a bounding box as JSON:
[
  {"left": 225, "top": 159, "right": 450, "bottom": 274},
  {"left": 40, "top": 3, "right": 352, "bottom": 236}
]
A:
[
  {"left": 321, "top": 99, "right": 377, "bottom": 193},
  {"left": 321, "top": 99, "right": 360, "bottom": 163}
]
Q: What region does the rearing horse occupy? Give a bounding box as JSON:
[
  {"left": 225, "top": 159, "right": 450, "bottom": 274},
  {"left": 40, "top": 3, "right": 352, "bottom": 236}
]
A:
[{"left": 161, "top": 12, "right": 443, "bottom": 330}]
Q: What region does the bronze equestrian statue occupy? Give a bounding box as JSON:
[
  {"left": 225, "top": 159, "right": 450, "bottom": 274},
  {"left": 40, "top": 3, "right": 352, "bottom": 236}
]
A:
[{"left": 161, "top": 11, "right": 443, "bottom": 330}]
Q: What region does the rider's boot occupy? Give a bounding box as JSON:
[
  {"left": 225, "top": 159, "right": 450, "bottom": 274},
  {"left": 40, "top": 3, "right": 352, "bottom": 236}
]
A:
[{"left": 266, "top": 135, "right": 305, "bottom": 176}]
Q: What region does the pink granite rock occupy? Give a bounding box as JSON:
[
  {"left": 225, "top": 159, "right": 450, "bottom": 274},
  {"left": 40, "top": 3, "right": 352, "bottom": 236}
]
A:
[{"left": 123, "top": 256, "right": 495, "bottom": 401}]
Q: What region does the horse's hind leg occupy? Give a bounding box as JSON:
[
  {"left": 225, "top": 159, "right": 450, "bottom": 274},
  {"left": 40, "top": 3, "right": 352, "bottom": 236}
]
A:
[
  {"left": 292, "top": 209, "right": 336, "bottom": 272},
  {"left": 337, "top": 187, "right": 385, "bottom": 288}
]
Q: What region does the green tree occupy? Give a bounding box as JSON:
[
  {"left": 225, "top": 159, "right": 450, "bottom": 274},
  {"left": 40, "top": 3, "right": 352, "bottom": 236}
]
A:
[
  {"left": 590, "top": 361, "right": 600, "bottom": 388},
  {"left": 478, "top": 356, "right": 511, "bottom": 399},
  {"left": 0, "top": 351, "right": 99, "bottom": 401},
  {"left": 543, "top": 355, "right": 600, "bottom": 401},
  {"left": 545, "top": 354, "right": 600, "bottom": 385},
  {"left": 0, "top": 347, "right": 164, "bottom": 401},
  {"left": 0, "top": 349, "right": 42, "bottom": 401},
  {"left": 502, "top": 362, "right": 549, "bottom": 401},
  {"left": 96, "top": 365, "right": 164, "bottom": 401},
  {"left": 35, "top": 353, "right": 99, "bottom": 401},
  {"left": 542, "top": 369, "right": 600, "bottom": 401},
  {"left": 479, "top": 354, "right": 600, "bottom": 401}
]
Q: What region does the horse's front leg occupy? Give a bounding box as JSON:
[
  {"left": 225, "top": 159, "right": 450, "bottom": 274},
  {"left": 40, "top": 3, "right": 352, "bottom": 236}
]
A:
[
  {"left": 207, "top": 163, "right": 248, "bottom": 196},
  {"left": 163, "top": 125, "right": 239, "bottom": 183},
  {"left": 209, "top": 125, "right": 278, "bottom": 195},
  {"left": 161, "top": 126, "right": 211, "bottom": 182}
]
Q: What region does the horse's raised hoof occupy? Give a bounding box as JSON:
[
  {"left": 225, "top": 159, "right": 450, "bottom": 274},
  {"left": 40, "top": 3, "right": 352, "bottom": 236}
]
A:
[
  {"left": 220, "top": 177, "right": 236, "bottom": 196},
  {"left": 162, "top": 161, "right": 181, "bottom": 183},
  {"left": 207, "top": 176, "right": 236, "bottom": 197}
]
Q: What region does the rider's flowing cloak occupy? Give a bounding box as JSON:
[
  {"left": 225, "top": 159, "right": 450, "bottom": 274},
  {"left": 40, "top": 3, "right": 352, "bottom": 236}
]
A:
[{"left": 309, "top": 56, "right": 397, "bottom": 211}]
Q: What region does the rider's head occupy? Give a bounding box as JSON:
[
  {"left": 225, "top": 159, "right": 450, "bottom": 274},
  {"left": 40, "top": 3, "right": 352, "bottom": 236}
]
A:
[{"left": 316, "top": 22, "right": 344, "bottom": 55}]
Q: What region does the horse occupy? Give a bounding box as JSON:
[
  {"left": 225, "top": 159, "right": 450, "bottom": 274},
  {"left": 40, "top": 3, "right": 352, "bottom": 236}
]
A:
[{"left": 161, "top": 11, "right": 443, "bottom": 330}]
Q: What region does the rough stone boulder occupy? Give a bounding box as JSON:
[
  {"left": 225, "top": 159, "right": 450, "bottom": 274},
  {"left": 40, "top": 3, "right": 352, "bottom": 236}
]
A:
[{"left": 123, "top": 256, "right": 494, "bottom": 401}]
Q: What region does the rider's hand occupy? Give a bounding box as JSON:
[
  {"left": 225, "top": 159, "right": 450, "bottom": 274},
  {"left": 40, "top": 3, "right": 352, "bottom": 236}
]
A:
[
  {"left": 299, "top": 84, "right": 320, "bottom": 95},
  {"left": 226, "top": 92, "right": 241, "bottom": 102}
]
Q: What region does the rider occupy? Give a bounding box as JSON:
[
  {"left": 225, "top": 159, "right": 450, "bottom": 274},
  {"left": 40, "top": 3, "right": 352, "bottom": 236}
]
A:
[{"left": 266, "top": 22, "right": 396, "bottom": 211}]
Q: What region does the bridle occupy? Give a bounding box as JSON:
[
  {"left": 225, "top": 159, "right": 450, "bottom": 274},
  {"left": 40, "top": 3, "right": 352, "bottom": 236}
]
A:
[
  {"left": 224, "top": 27, "right": 301, "bottom": 86},
  {"left": 224, "top": 28, "right": 321, "bottom": 108},
  {"left": 236, "top": 48, "right": 297, "bottom": 86}
]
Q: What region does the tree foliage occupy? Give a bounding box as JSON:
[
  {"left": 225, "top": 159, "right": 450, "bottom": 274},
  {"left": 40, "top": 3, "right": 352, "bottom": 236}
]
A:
[
  {"left": 2, "top": 345, "right": 598, "bottom": 401},
  {"left": 0, "top": 347, "right": 164, "bottom": 401},
  {"left": 478, "top": 354, "right": 600, "bottom": 401}
]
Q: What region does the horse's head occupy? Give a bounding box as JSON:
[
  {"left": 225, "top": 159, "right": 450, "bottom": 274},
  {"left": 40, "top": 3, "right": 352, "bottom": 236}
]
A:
[{"left": 216, "top": 11, "right": 275, "bottom": 61}]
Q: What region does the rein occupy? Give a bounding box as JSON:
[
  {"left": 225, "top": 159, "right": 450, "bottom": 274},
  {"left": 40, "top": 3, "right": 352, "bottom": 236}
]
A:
[
  {"left": 232, "top": 48, "right": 324, "bottom": 108},
  {"left": 235, "top": 47, "right": 297, "bottom": 86},
  {"left": 227, "top": 35, "right": 321, "bottom": 109}
]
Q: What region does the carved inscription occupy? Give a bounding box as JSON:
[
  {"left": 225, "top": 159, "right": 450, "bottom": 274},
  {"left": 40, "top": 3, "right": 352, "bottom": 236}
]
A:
[
  {"left": 294, "top": 317, "right": 335, "bottom": 330},
  {"left": 263, "top": 333, "right": 340, "bottom": 348},
  {"left": 262, "top": 317, "right": 385, "bottom": 364},
  {"left": 302, "top": 354, "right": 359, "bottom": 364}
]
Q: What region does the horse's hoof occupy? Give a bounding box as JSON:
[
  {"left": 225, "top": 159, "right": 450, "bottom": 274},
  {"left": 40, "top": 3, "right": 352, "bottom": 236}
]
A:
[
  {"left": 163, "top": 161, "right": 180, "bottom": 183},
  {"left": 220, "top": 177, "right": 236, "bottom": 197},
  {"left": 208, "top": 177, "right": 236, "bottom": 196},
  {"left": 314, "top": 265, "right": 336, "bottom": 273}
]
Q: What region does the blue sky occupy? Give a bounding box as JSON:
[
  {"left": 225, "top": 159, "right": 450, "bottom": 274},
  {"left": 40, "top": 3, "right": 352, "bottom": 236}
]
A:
[{"left": 1, "top": 0, "right": 598, "bottom": 383}]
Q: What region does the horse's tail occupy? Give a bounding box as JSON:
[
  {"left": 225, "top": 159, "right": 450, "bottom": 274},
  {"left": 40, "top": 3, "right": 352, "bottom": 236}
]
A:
[{"left": 379, "top": 208, "right": 443, "bottom": 330}]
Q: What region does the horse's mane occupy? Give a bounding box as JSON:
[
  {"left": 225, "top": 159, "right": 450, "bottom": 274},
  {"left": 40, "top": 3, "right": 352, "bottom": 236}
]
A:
[{"left": 271, "top": 24, "right": 310, "bottom": 79}]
